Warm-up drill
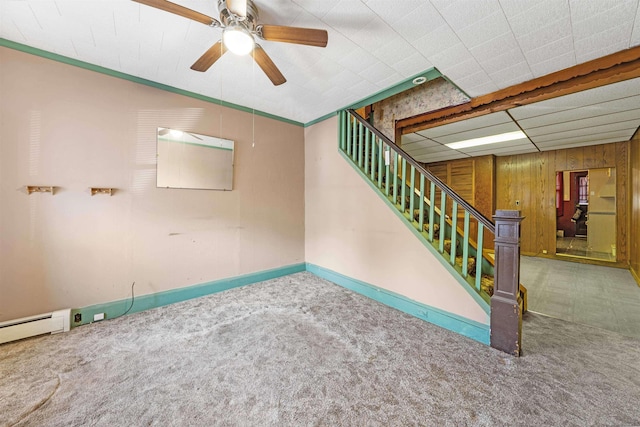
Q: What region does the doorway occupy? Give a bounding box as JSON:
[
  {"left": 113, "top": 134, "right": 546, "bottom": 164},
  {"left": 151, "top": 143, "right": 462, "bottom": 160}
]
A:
[{"left": 555, "top": 168, "right": 617, "bottom": 262}]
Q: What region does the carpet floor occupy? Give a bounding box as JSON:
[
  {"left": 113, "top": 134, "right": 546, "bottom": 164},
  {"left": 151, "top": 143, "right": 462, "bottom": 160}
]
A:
[{"left": 1, "top": 272, "right": 639, "bottom": 426}]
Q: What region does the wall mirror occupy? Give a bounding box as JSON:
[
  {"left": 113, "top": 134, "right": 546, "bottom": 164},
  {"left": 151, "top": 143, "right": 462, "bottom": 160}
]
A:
[{"left": 157, "top": 128, "right": 234, "bottom": 190}]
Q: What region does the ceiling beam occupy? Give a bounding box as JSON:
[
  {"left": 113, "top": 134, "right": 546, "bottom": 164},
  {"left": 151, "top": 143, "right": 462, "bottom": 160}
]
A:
[{"left": 398, "top": 45, "right": 640, "bottom": 135}]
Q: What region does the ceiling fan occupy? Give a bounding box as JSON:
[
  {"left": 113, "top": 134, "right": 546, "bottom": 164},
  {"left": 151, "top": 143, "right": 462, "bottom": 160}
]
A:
[{"left": 133, "top": 0, "right": 328, "bottom": 86}]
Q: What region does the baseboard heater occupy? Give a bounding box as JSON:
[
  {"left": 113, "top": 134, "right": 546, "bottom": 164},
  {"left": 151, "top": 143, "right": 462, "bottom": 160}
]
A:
[{"left": 0, "top": 309, "right": 71, "bottom": 345}]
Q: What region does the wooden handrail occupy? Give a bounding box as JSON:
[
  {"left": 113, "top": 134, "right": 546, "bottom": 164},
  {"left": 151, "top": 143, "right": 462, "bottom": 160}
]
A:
[{"left": 346, "top": 109, "right": 495, "bottom": 234}]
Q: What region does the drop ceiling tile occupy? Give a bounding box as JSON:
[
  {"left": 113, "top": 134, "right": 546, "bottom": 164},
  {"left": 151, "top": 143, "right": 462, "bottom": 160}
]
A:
[
  {"left": 510, "top": 78, "right": 640, "bottom": 119},
  {"left": 348, "top": 79, "right": 380, "bottom": 99},
  {"left": 433, "top": 122, "right": 521, "bottom": 145},
  {"left": 183, "top": 21, "right": 219, "bottom": 47},
  {"left": 490, "top": 146, "right": 540, "bottom": 156},
  {"left": 363, "top": 0, "right": 423, "bottom": 25},
  {"left": 349, "top": 16, "right": 397, "bottom": 53},
  {"left": 525, "top": 109, "right": 640, "bottom": 136},
  {"left": 469, "top": 32, "right": 520, "bottom": 62},
  {"left": 432, "top": 0, "right": 501, "bottom": 32},
  {"left": 450, "top": 70, "right": 494, "bottom": 92},
  {"left": 390, "top": 3, "right": 447, "bottom": 41},
  {"left": 407, "top": 142, "right": 452, "bottom": 154},
  {"left": 537, "top": 137, "right": 630, "bottom": 151},
  {"left": 3, "top": 2, "right": 40, "bottom": 36},
  {"left": 15, "top": 2, "right": 45, "bottom": 30},
  {"left": 376, "top": 72, "right": 404, "bottom": 88},
  {"left": 51, "top": 39, "right": 80, "bottom": 59},
  {"left": 462, "top": 81, "right": 500, "bottom": 97},
  {"left": 411, "top": 25, "right": 462, "bottom": 59},
  {"left": 402, "top": 133, "right": 428, "bottom": 143},
  {"left": 0, "top": 18, "right": 25, "bottom": 43},
  {"left": 455, "top": 11, "right": 512, "bottom": 49},
  {"left": 531, "top": 129, "right": 635, "bottom": 146},
  {"left": 632, "top": 3, "right": 640, "bottom": 46},
  {"left": 499, "top": 0, "right": 566, "bottom": 19},
  {"left": 522, "top": 35, "right": 573, "bottom": 66},
  {"left": 505, "top": 0, "right": 569, "bottom": 36},
  {"left": 529, "top": 51, "right": 576, "bottom": 78},
  {"left": 528, "top": 121, "right": 640, "bottom": 142},
  {"left": 403, "top": 139, "right": 443, "bottom": 151},
  {"left": 417, "top": 151, "right": 470, "bottom": 164},
  {"left": 487, "top": 60, "right": 532, "bottom": 86},
  {"left": 256, "top": 0, "right": 304, "bottom": 26},
  {"left": 500, "top": 73, "right": 540, "bottom": 89},
  {"left": 373, "top": 36, "right": 421, "bottom": 68},
  {"left": 440, "top": 57, "right": 483, "bottom": 83},
  {"left": 460, "top": 137, "right": 532, "bottom": 153},
  {"left": 462, "top": 142, "right": 538, "bottom": 157},
  {"left": 289, "top": 8, "right": 331, "bottom": 31},
  {"left": 477, "top": 46, "right": 528, "bottom": 76},
  {"left": 575, "top": 40, "right": 630, "bottom": 64},
  {"left": 513, "top": 18, "right": 572, "bottom": 53},
  {"left": 518, "top": 95, "right": 640, "bottom": 129},
  {"left": 357, "top": 61, "right": 396, "bottom": 83},
  {"left": 322, "top": 0, "right": 377, "bottom": 39},
  {"left": 335, "top": 43, "right": 379, "bottom": 74},
  {"left": 429, "top": 43, "right": 474, "bottom": 73},
  {"left": 293, "top": 0, "right": 341, "bottom": 20},
  {"left": 27, "top": 1, "right": 61, "bottom": 22},
  {"left": 570, "top": 0, "right": 636, "bottom": 29},
  {"left": 328, "top": 69, "right": 364, "bottom": 89},
  {"left": 417, "top": 112, "right": 512, "bottom": 138},
  {"left": 392, "top": 53, "right": 433, "bottom": 78}
]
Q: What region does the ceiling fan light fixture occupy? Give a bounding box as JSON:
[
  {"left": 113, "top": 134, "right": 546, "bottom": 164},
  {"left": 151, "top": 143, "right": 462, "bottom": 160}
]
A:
[{"left": 223, "top": 25, "right": 254, "bottom": 56}]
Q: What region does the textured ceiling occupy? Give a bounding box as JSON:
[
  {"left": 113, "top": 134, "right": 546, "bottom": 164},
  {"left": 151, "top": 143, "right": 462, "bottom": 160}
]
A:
[{"left": 2, "top": 0, "right": 640, "bottom": 126}]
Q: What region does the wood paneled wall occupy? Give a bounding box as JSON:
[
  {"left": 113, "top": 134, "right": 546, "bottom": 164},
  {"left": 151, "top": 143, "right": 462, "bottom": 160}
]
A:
[
  {"left": 426, "top": 156, "right": 495, "bottom": 250},
  {"left": 425, "top": 155, "right": 495, "bottom": 220},
  {"left": 495, "top": 142, "right": 629, "bottom": 264},
  {"left": 630, "top": 132, "right": 640, "bottom": 282}
]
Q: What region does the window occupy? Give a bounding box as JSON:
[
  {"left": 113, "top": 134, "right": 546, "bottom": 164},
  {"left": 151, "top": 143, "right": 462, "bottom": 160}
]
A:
[{"left": 578, "top": 176, "right": 589, "bottom": 204}]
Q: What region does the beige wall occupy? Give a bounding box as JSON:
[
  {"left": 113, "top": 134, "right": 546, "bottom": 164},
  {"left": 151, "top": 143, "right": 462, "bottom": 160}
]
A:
[
  {"left": 0, "top": 47, "right": 305, "bottom": 321},
  {"left": 304, "top": 116, "right": 489, "bottom": 325}
]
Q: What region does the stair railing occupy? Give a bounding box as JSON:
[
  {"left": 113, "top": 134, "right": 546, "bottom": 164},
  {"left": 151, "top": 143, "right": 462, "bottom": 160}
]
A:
[{"left": 339, "top": 109, "right": 496, "bottom": 305}]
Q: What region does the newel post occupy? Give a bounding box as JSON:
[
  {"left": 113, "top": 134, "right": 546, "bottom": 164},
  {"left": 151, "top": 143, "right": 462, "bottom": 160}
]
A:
[{"left": 491, "top": 210, "right": 524, "bottom": 356}]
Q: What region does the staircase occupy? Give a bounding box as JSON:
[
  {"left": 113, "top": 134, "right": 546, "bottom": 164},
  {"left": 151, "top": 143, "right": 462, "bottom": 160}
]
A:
[{"left": 338, "top": 109, "right": 526, "bottom": 317}]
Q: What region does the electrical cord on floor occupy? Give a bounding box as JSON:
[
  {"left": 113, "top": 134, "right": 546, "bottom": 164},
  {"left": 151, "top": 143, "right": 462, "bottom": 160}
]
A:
[{"left": 115, "top": 281, "right": 136, "bottom": 319}]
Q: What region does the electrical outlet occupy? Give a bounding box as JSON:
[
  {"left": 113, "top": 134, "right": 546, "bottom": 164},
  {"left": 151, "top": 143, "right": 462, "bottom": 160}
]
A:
[
  {"left": 74, "top": 313, "right": 82, "bottom": 323},
  {"left": 93, "top": 313, "right": 105, "bottom": 322}
]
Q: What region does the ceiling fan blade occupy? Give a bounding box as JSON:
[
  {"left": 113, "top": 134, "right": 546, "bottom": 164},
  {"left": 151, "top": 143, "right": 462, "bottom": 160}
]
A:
[
  {"left": 253, "top": 45, "right": 286, "bottom": 86},
  {"left": 132, "top": 0, "right": 220, "bottom": 27},
  {"left": 190, "top": 41, "right": 227, "bottom": 72},
  {"left": 258, "top": 25, "right": 328, "bottom": 47},
  {"left": 226, "top": 0, "right": 247, "bottom": 18}
]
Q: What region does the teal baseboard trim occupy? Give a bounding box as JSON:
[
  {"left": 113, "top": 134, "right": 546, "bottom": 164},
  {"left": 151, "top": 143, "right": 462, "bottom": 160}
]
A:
[
  {"left": 0, "top": 38, "right": 303, "bottom": 128},
  {"left": 338, "top": 150, "right": 490, "bottom": 314},
  {"left": 71, "top": 263, "right": 306, "bottom": 327},
  {"left": 306, "top": 263, "right": 490, "bottom": 345}
]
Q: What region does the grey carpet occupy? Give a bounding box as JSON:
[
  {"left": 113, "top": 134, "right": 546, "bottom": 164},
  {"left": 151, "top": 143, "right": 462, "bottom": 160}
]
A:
[{"left": 1, "top": 272, "right": 639, "bottom": 426}]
